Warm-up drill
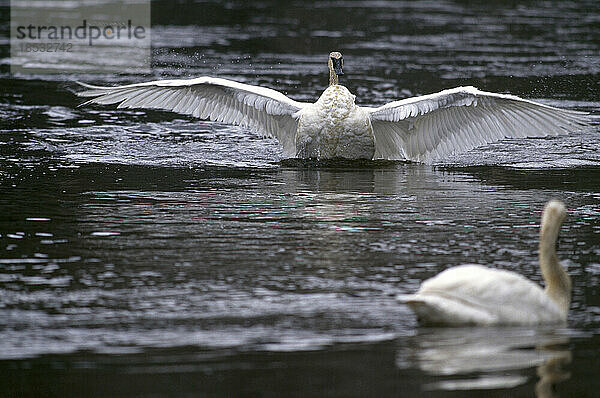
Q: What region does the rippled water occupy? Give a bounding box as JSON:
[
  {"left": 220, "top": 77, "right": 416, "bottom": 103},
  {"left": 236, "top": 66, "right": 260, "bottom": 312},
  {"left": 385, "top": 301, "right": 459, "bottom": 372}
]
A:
[{"left": 1, "top": 1, "right": 600, "bottom": 396}]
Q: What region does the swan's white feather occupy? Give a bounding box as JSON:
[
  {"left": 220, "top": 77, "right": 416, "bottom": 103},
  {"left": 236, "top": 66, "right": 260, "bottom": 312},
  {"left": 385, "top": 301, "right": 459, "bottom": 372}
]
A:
[
  {"left": 399, "top": 264, "right": 564, "bottom": 325},
  {"left": 77, "top": 72, "right": 593, "bottom": 162},
  {"left": 368, "top": 86, "right": 591, "bottom": 162},
  {"left": 76, "top": 77, "right": 309, "bottom": 157}
]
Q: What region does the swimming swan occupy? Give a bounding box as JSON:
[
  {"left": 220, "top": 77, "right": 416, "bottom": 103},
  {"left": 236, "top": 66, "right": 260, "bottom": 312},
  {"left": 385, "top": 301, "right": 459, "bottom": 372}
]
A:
[
  {"left": 76, "top": 52, "right": 590, "bottom": 162},
  {"left": 398, "top": 200, "right": 570, "bottom": 326}
]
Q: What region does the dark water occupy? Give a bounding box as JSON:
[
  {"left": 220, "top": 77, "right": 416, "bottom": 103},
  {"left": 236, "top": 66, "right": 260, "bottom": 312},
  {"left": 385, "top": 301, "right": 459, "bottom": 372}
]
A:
[{"left": 1, "top": 1, "right": 600, "bottom": 396}]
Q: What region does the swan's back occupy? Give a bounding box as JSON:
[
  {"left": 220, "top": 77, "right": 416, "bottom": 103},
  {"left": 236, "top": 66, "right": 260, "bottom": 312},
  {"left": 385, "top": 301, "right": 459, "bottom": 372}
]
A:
[{"left": 400, "top": 264, "right": 564, "bottom": 325}]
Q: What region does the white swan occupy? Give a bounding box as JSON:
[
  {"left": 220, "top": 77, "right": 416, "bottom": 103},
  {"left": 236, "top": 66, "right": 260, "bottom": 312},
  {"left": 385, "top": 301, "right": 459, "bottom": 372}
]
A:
[
  {"left": 76, "top": 52, "right": 591, "bottom": 162},
  {"left": 398, "top": 200, "right": 570, "bottom": 326}
]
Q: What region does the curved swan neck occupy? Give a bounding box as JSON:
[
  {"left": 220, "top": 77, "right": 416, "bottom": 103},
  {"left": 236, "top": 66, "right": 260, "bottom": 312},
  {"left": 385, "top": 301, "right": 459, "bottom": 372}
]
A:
[
  {"left": 329, "top": 67, "right": 339, "bottom": 86},
  {"left": 539, "top": 201, "right": 571, "bottom": 313}
]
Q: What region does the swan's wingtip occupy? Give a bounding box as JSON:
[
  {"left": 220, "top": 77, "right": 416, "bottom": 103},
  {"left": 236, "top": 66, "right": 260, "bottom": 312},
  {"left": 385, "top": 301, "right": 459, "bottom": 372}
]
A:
[
  {"left": 396, "top": 294, "right": 419, "bottom": 304},
  {"left": 74, "top": 80, "right": 102, "bottom": 90}
]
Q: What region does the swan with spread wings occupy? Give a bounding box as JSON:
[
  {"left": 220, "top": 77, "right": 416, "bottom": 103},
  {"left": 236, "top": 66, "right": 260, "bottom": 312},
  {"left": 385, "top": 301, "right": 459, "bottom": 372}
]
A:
[{"left": 76, "top": 51, "right": 591, "bottom": 162}]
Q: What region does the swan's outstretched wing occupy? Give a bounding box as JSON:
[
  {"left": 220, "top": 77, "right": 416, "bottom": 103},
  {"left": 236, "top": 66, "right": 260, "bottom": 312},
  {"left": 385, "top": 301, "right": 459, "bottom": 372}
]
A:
[
  {"left": 76, "top": 77, "right": 308, "bottom": 156},
  {"left": 367, "top": 86, "right": 592, "bottom": 162}
]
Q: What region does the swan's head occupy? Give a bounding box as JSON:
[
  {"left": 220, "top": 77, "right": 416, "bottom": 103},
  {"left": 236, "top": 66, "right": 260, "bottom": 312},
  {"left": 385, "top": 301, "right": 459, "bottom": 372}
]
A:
[
  {"left": 328, "top": 52, "right": 344, "bottom": 86},
  {"left": 328, "top": 51, "right": 344, "bottom": 76},
  {"left": 542, "top": 200, "right": 566, "bottom": 237}
]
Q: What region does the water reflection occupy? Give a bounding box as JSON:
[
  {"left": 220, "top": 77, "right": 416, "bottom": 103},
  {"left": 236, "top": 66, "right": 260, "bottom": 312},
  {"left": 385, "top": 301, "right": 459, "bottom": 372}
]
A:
[
  {"left": 3, "top": 0, "right": 600, "bottom": 396},
  {"left": 399, "top": 327, "right": 571, "bottom": 396},
  {"left": 535, "top": 350, "right": 572, "bottom": 398}
]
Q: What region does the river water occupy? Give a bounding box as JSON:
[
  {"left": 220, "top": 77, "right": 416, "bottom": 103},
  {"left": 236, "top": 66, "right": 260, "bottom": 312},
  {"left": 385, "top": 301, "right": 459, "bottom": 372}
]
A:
[{"left": 1, "top": 1, "right": 600, "bottom": 397}]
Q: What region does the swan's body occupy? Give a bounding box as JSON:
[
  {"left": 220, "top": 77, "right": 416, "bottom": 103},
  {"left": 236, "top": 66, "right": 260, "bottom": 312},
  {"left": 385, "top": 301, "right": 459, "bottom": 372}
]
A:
[
  {"left": 297, "top": 85, "right": 375, "bottom": 159},
  {"left": 399, "top": 200, "right": 571, "bottom": 326},
  {"left": 76, "top": 52, "right": 591, "bottom": 162},
  {"left": 400, "top": 264, "right": 565, "bottom": 325}
]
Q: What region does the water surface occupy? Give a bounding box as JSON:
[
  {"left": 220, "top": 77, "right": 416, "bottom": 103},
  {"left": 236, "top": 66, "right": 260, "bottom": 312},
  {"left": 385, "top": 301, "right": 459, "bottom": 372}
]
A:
[{"left": 1, "top": 1, "right": 600, "bottom": 396}]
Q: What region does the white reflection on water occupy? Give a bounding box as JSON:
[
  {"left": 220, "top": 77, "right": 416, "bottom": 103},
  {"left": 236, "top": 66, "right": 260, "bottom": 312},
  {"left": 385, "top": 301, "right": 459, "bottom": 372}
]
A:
[{"left": 397, "top": 327, "right": 571, "bottom": 396}]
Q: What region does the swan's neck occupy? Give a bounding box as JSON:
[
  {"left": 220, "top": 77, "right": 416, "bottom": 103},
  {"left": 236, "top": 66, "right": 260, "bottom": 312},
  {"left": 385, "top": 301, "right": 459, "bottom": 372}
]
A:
[
  {"left": 539, "top": 208, "right": 571, "bottom": 314},
  {"left": 329, "top": 68, "right": 338, "bottom": 86}
]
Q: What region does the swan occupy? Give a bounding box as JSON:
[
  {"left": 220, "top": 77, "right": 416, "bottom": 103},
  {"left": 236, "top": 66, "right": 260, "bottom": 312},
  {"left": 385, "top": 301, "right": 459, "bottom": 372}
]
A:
[
  {"left": 398, "top": 200, "right": 571, "bottom": 326},
  {"left": 76, "top": 52, "right": 591, "bottom": 162}
]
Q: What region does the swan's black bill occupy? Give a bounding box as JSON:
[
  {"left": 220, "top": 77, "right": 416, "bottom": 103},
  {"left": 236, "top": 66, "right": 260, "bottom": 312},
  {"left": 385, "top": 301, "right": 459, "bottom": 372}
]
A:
[{"left": 332, "top": 58, "right": 344, "bottom": 75}]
